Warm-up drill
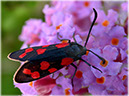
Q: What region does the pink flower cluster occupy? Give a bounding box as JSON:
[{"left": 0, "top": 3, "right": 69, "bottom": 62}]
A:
[{"left": 15, "top": 1, "right": 128, "bottom": 95}]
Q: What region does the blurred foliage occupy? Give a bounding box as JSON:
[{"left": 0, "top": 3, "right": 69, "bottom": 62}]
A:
[{"left": 2, "top": 1, "right": 49, "bottom": 95}]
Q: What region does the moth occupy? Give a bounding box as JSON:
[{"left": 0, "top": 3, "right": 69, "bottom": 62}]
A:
[{"left": 8, "top": 8, "right": 105, "bottom": 85}]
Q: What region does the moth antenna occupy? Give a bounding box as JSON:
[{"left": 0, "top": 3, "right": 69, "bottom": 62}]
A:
[{"left": 84, "top": 8, "right": 97, "bottom": 47}]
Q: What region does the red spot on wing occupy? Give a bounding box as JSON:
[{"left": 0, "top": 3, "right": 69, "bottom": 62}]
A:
[
  {"left": 55, "top": 43, "right": 69, "bottom": 48},
  {"left": 31, "top": 71, "right": 40, "bottom": 79},
  {"left": 23, "top": 68, "right": 32, "bottom": 75},
  {"left": 25, "top": 48, "right": 34, "bottom": 53},
  {"left": 42, "top": 45, "right": 49, "bottom": 48},
  {"left": 48, "top": 68, "right": 57, "bottom": 73},
  {"left": 19, "top": 48, "right": 34, "bottom": 58},
  {"left": 36, "top": 49, "right": 46, "bottom": 55},
  {"left": 19, "top": 53, "right": 26, "bottom": 58},
  {"left": 61, "top": 57, "right": 74, "bottom": 66},
  {"left": 40, "top": 61, "right": 50, "bottom": 70}
]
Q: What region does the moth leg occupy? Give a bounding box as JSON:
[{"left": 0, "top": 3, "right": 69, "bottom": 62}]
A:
[
  {"left": 72, "top": 32, "right": 77, "bottom": 43},
  {"left": 80, "top": 58, "right": 102, "bottom": 73},
  {"left": 57, "top": 32, "right": 70, "bottom": 43},
  {"left": 71, "top": 63, "right": 77, "bottom": 87},
  {"left": 86, "top": 49, "right": 106, "bottom": 64}
]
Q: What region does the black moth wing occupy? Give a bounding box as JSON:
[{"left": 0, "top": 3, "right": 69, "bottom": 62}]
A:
[
  {"left": 14, "top": 57, "right": 73, "bottom": 83},
  {"left": 8, "top": 43, "right": 70, "bottom": 62}
]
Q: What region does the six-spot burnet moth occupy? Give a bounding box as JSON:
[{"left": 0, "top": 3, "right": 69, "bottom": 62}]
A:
[{"left": 8, "top": 8, "right": 106, "bottom": 85}]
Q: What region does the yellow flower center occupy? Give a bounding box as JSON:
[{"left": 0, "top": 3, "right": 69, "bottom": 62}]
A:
[
  {"left": 84, "top": 1, "right": 90, "bottom": 7},
  {"left": 122, "top": 75, "right": 127, "bottom": 80},
  {"left": 100, "top": 60, "right": 108, "bottom": 67},
  {"left": 102, "top": 20, "right": 109, "bottom": 26},
  {"left": 65, "top": 88, "right": 70, "bottom": 95},
  {"left": 96, "top": 77, "right": 105, "bottom": 84},
  {"left": 56, "top": 24, "right": 62, "bottom": 30},
  {"left": 111, "top": 38, "right": 119, "bottom": 45},
  {"left": 29, "top": 81, "right": 33, "bottom": 87},
  {"left": 75, "top": 70, "right": 83, "bottom": 79}
]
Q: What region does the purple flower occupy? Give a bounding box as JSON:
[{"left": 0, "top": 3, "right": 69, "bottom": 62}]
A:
[
  {"left": 43, "top": 1, "right": 102, "bottom": 34},
  {"left": 19, "top": 19, "right": 42, "bottom": 45},
  {"left": 85, "top": 45, "right": 122, "bottom": 77},
  {"left": 68, "top": 1, "right": 102, "bottom": 19},
  {"left": 92, "top": 25, "right": 127, "bottom": 50},
  {"left": 91, "top": 9, "right": 118, "bottom": 37},
  {"left": 69, "top": 62, "right": 89, "bottom": 92},
  {"left": 14, "top": 81, "right": 37, "bottom": 95},
  {"left": 39, "top": 11, "right": 76, "bottom": 45},
  {"left": 118, "top": 67, "right": 128, "bottom": 88},
  {"left": 51, "top": 76, "right": 73, "bottom": 95},
  {"left": 88, "top": 75, "right": 127, "bottom": 95}
]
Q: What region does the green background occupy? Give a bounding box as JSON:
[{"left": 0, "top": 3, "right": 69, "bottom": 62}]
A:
[{"left": 2, "top": 1, "right": 49, "bottom": 95}]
